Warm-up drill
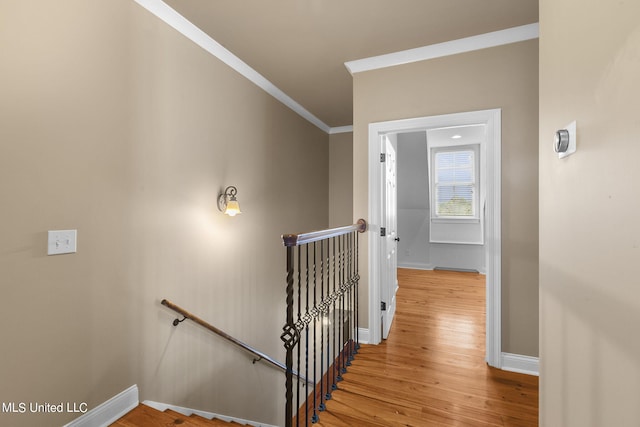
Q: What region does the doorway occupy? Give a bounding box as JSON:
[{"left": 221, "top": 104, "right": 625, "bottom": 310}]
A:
[{"left": 367, "top": 108, "right": 502, "bottom": 368}]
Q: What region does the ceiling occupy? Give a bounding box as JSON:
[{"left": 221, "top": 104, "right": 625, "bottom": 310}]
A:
[{"left": 162, "top": 0, "right": 538, "bottom": 129}]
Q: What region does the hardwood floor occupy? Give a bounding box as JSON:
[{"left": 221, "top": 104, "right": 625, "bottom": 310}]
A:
[{"left": 313, "top": 268, "right": 538, "bottom": 426}]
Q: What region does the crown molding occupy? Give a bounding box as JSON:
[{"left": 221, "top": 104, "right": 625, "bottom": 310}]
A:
[
  {"left": 133, "top": 0, "right": 331, "bottom": 134},
  {"left": 329, "top": 125, "right": 353, "bottom": 135},
  {"left": 133, "top": 1, "right": 537, "bottom": 135},
  {"left": 345, "top": 23, "right": 539, "bottom": 75}
]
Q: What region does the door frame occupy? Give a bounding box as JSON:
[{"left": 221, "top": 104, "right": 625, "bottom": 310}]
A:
[{"left": 367, "top": 108, "right": 502, "bottom": 368}]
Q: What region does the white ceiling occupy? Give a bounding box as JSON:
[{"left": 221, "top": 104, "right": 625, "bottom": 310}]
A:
[
  {"left": 157, "top": 0, "right": 539, "bottom": 130},
  {"left": 427, "top": 124, "right": 486, "bottom": 147}
]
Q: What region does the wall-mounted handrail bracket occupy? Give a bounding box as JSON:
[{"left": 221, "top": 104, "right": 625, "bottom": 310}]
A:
[{"left": 172, "top": 316, "right": 187, "bottom": 327}]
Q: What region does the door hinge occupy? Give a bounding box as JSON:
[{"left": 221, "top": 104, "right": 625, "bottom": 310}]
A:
[
  {"left": 381, "top": 301, "right": 387, "bottom": 311},
  {"left": 380, "top": 227, "right": 386, "bottom": 237},
  {"left": 380, "top": 153, "right": 386, "bottom": 162}
]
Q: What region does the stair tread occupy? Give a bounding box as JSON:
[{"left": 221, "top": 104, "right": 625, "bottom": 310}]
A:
[
  {"left": 189, "top": 413, "right": 235, "bottom": 426},
  {"left": 110, "top": 404, "right": 240, "bottom": 426},
  {"left": 111, "top": 404, "right": 185, "bottom": 426},
  {"left": 164, "top": 408, "right": 213, "bottom": 426}
]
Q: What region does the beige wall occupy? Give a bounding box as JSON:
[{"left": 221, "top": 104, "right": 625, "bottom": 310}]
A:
[
  {"left": 539, "top": 1, "right": 640, "bottom": 425},
  {"left": 329, "top": 132, "right": 353, "bottom": 227},
  {"left": 353, "top": 40, "right": 539, "bottom": 356},
  {"left": 0, "top": 1, "right": 328, "bottom": 426}
]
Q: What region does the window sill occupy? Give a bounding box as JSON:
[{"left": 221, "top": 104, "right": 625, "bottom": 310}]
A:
[{"left": 431, "top": 217, "right": 480, "bottom": 224}]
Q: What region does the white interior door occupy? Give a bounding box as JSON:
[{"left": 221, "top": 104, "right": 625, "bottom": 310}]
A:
[{"left": 382, "top": 135, "right": 399, "bottom": 339}]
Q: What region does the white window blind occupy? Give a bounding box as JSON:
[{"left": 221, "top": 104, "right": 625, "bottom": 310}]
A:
[{"left": 434, "top": 149, "right": 476, "bottom": 217}]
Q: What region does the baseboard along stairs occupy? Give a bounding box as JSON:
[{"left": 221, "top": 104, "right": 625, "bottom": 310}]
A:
[
  {"left": 62, "top": 384, "right": 275, "bottom": 427},
  {"left": 110, "top": 403, "right": 248, "bottom": 426}
]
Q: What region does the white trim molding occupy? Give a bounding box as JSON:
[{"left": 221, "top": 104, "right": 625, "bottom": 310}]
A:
[
  {"left": 501, "top": 353, "right": 539, "bottom": 376},
  {"left": 133, "top": 0, "right": 331, "bottom": 134},
  {"left": 397, "top": 262, "right": 435, "bottom": 271},
  {"left": 345, "top": 23, "right": 539, "bottom": 75},
  {"left": 143, "top": 401, "right": 279, "bottom": 427},
  {"left": 329, "top": 125, "right": 354, "bottom": 135},
  {"left": 367, "top": 109, "right": 502, "bottom": 368},
  {"left": 357, "top": 327, "right": 370, "bottom": 345},
  {"left": 63, "top": 385, "right": 138, "bottom": 427}
]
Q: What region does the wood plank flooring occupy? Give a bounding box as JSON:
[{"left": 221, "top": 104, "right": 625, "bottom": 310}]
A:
[{"left": 313, "top": 268, "right": 538, "bottom": 426}]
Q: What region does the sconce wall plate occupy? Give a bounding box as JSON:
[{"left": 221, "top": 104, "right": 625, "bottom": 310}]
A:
[{"left": 556, "top": 121, "right": 576, "bottom": 159}]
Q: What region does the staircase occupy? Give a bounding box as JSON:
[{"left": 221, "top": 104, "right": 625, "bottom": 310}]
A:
[{"left": 111, "top": 404, "right": 248, "bottom": 426}]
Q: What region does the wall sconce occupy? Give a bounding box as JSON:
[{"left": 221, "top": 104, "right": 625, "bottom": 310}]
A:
[{"left": 217, "top": 186, "right": 242, "bottom": 217}]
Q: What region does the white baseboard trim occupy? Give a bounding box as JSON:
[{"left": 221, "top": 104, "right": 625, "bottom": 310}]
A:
[
  {"left": 63, "top": 384, "right": 138, "bottom": 427},
  {"left": 143, "top": 400, "right": 278, "bottom": 427},
  {"left": 501, "top": 352, "right": 539, "bottom": 376},
  {"left": 357, "top": 327, "right": 370, "bottom": 344},
  {"left": 398, "top": 263, "right": 487, "bottom": 275},
  {"left": 397, "top": 262, "right": 435, "bottom": 270}
]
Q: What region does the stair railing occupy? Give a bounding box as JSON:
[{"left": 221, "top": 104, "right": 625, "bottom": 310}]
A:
[
  {"left": 281, "top": 219, "right": 367, "bottom": 427},
  {"left": 161, "top": 299, "right": 312, "bottom": 385}
]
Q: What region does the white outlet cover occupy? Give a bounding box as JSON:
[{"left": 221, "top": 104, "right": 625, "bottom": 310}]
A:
[
  {"left": 558, "top": 120, "right": 577, "bottom": 159},
  {"left": 48, "top": 230, "right": 77, "bottom": 255}
]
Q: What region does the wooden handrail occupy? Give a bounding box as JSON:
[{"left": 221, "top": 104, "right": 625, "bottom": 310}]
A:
[
  {"left": 282, "top": 219, "right": 367, "bottom": 247},
  {"left": 161, "top": 299, "right": 312, "bottom": 385}
]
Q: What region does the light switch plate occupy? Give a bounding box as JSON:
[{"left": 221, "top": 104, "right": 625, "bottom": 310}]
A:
[{"left": 48, "top": 230, "right": 77, "bottom": 255}]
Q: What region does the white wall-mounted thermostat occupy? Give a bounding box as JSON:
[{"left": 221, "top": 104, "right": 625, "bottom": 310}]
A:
[{"left": 555, "top": 121, "right": 576, "bottom": 159}]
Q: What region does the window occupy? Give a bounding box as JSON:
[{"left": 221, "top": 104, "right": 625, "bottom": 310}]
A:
[{"left": 432, "top": 147, "right": 478, "bottom": 219}]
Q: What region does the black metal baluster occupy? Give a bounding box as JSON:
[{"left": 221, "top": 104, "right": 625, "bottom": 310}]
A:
[
  {"left": 346, "top": 231, "right": 353, "bottom": 367},
  {"left": 354, "top": 231, "right": 358, "bottom": 350},
  {"left": 325, "top": 237, "right": 333, "bottom": 401},
  {"left": 296, "top": 245, "right": 302, "bottom": 427},
  {"left": 312, "top": 242, "right": 319, "bottom": 423},
  {"left": 304, "top": 244, "right": 310, "bottom": 427},
  {"left": 351, "top": 231, "right": 357, "bottom": 355},
  {"left": 331, "top": 236, "right": 338, "bottom": 392},
  {"left": 343, "top": 233, "right": 348, "bottom": 366},
  {"left": 336, "top": 234, "right": 344, "bottom": 383},
  {"left": 283, "top": 246, "right": 295, "bottom": 427},
  {"left": 355, "top": 229, "right": 360, "bottom": 352},
  {"left": 343, "top": 234, "right": 348, "bottom": 374},
  {"left": 319, "top": 239, "right": 327, "bottom": 410}
]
